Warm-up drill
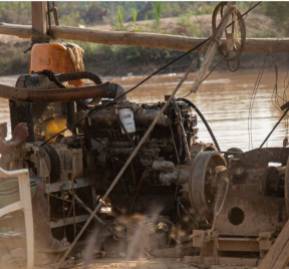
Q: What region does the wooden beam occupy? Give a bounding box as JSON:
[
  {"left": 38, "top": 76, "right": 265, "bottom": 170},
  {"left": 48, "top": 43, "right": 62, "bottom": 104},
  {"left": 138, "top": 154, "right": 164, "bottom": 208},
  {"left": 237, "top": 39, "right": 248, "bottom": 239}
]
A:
[
  {"left": 0, "top": 23, "right": 288, "bottom": 53},
  {"left": 50, "top": 26, "right": 208, "bottom": 51},
  {"left": 0, "top": 23, "right": 31, "bottom": 39},
  {"left": 31, "top": 2, "right": 48, "bottom": 42},
  {"left": 258, "top": 219, "right": 289, "bottom": 269}
]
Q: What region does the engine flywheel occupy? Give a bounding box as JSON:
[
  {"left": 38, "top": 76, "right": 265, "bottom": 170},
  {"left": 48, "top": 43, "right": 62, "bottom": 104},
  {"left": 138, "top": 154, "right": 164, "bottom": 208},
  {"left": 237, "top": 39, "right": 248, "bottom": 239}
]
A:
[{"left": 188, "top": 151, "right": 229, "bottom": 224}]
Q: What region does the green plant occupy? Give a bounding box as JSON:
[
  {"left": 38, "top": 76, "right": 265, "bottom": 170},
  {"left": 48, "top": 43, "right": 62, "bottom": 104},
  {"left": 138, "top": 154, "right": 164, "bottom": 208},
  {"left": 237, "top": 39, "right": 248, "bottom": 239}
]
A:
[
  {"left": 152, "top": 2, "right": 162, "bottom": 29},
  {"left": 130, "top": 6, "right": 138, "bottom": 24},
  {"left": 178, "top": 12, "right": 202, "bottom": 37},
  {"left": 115, "top": 5, "right": 125, "bottom": 30},
  {"left": 262, "top": 2, "right": 289, "bottom": 35}
]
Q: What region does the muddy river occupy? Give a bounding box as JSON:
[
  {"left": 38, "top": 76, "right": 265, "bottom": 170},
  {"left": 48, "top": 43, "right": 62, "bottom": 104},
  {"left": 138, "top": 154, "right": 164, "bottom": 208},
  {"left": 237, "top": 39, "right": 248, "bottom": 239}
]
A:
[{"left": 0, "top": 69, "right": 288, "bottom": 151}]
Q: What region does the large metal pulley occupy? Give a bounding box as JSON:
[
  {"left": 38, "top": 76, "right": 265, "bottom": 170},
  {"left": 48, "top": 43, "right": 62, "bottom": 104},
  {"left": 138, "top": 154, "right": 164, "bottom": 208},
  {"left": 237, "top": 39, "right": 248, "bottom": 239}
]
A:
[
  {"left": 188, "top": 151, "right": 229, "bottom": 223},
  {"left": 212, "top": 2, "right": 246, "bottom": 71}
]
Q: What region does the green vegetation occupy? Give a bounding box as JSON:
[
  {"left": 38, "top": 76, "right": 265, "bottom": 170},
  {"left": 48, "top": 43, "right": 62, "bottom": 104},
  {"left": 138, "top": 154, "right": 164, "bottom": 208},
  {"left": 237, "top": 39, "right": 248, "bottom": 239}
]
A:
[
  {"left": 0, "top": 41, "right": 30, "bottom": 75},
  {"left": 79, "top": 42, "right": 198, "bottom": 76},
  {"left": 114, "top": 5, "right": 125, "bottom": 30},
  {"left": 178, "top": 12, "right": 202, "bottom": 36},
  {"left": 130, "top": 6, "right": 138, "bottom": 25},
  {"left": 152, "top": 2, "right": 162, "bottom": 28},
  {"left": 262, "top": 2, "right": 289, "bottom": 35},
  {"left": 0, "top": 2, "right": 288, "bottom": 75}
]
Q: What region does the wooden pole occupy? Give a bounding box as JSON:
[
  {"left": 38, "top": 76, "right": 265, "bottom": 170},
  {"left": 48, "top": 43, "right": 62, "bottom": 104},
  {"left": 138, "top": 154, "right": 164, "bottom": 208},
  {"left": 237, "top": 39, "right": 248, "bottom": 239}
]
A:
[
  {"left": 31, "top": 2, "right": 48, "bottom": 42},
  {"left": 0, "top": 23, "right": 287, "bottom": 53}
]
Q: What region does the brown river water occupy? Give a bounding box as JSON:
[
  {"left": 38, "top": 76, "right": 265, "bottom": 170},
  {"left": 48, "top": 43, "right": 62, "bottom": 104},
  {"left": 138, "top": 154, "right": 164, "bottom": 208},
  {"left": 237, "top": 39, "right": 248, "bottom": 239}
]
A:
[{"left": 0, "top": 69, "right": 288, "bottom": 151}]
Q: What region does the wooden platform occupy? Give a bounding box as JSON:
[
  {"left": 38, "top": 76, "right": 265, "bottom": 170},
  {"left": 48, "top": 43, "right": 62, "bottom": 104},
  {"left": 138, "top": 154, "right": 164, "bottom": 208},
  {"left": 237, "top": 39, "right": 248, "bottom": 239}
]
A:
[{"left": 71, "top": 258, "right": 259, "bottom": 269}]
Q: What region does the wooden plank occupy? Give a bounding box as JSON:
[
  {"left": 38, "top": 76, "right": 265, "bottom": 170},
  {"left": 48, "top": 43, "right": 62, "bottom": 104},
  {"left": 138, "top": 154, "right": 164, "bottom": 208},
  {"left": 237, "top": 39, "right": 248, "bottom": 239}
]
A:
[
  {"left": 0, "top": 201, "right": 22, "bottom": 218},
  {"left": 18, "top": 171, "right": 34, "bottom": 269},
  {"left": 218, "top": 237, "right": 259, "bottom": 252},
  {"left": 258, "top": 219, "right": 289, "bottom": 269},
  {"left": 0, "top": 168, "right": 34, "bottom": 269},
  {"left": 0, "top": 23, "right": 289, "bottom": 53},
  {"left": 185, "top": 256, "right": 258, "bottom": 267}
]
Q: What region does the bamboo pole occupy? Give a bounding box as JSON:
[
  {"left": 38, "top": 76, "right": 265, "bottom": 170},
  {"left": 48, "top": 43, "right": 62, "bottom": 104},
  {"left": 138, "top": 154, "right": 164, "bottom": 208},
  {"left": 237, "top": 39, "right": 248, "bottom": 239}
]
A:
[{"left": 0, "top": 23, "right": 288, "bottom": 53}]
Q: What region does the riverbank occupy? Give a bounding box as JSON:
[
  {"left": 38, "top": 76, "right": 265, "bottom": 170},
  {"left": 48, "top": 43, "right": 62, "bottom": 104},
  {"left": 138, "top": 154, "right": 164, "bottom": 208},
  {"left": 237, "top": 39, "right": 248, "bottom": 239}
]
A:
[
  {"left": 1, "top": 38, "right": 289, "bottom": 78},
  {"left": 0, "top": 11, "right": 285, "bottom": 77}
]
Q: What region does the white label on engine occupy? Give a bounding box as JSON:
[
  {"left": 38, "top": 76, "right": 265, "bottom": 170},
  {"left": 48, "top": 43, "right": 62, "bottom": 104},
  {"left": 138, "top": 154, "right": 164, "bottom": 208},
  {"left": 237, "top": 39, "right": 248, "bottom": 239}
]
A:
[{"left": 119, "top": 108, "right": 136, "bottom": 134}]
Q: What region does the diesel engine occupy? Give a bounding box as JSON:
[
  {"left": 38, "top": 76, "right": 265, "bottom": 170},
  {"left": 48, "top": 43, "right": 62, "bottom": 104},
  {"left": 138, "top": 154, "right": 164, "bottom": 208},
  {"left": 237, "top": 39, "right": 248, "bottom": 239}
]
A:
[
  {"left": 3, "top": 72, "right": 226, "bottom": 254},
  {"left": 4, "top": 72, "right": 289, "bottom": 260}
]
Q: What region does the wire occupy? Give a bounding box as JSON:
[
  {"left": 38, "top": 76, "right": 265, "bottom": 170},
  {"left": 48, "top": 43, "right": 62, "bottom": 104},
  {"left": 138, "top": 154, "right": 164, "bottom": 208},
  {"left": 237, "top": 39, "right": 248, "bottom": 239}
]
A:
[
  {"left": 114, "top": 40, "right": 209, "bottom": 100},
  {"left": 259, "top": 107, "right": 289, "bottom": 149},
  {"left": 247, "top": 54, "right": 267, "bottom": 149},
  {"left": 271, "top": 62, "right": 289, "bottom": 147},
  {"left": 176, "top": 98, "right": 221, "bottom": 152}
]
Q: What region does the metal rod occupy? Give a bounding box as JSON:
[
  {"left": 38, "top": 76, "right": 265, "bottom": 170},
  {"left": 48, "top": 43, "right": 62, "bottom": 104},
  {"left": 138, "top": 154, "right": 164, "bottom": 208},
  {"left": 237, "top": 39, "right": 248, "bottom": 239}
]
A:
[{"left": 73, "top": 193, "right": 105, "bottom": 225}]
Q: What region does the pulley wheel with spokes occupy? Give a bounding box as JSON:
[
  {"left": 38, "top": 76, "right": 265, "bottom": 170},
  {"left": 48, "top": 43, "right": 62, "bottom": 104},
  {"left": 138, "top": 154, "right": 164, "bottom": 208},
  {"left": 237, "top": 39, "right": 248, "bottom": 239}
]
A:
[{"left": 212, "top": 2, "right": 246, "bottom": 70}]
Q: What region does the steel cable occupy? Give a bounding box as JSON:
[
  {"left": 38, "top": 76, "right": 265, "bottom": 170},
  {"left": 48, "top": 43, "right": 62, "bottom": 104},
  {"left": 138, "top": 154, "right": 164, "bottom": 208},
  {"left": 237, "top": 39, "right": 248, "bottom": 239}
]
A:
[{"left": 248, "top": 54, "right": 267, "bottom": 149}]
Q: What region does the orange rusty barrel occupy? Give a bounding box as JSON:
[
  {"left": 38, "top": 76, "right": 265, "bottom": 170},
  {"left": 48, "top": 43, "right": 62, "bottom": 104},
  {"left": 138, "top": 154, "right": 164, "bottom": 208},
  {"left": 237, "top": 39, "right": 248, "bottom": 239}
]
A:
[{"left": 30, "top": 42, "right": 84, "bottom": 87}]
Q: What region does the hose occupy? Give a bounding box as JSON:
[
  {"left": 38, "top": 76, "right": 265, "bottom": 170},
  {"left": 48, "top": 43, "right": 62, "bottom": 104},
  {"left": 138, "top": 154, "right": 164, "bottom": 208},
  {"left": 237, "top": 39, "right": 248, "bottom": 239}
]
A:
[
  {"left": 176, "top": 98, "right": 221, "bottom": 152},
  {"left": 56, "top": 71, "right": 102, "bottom": 85}
]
